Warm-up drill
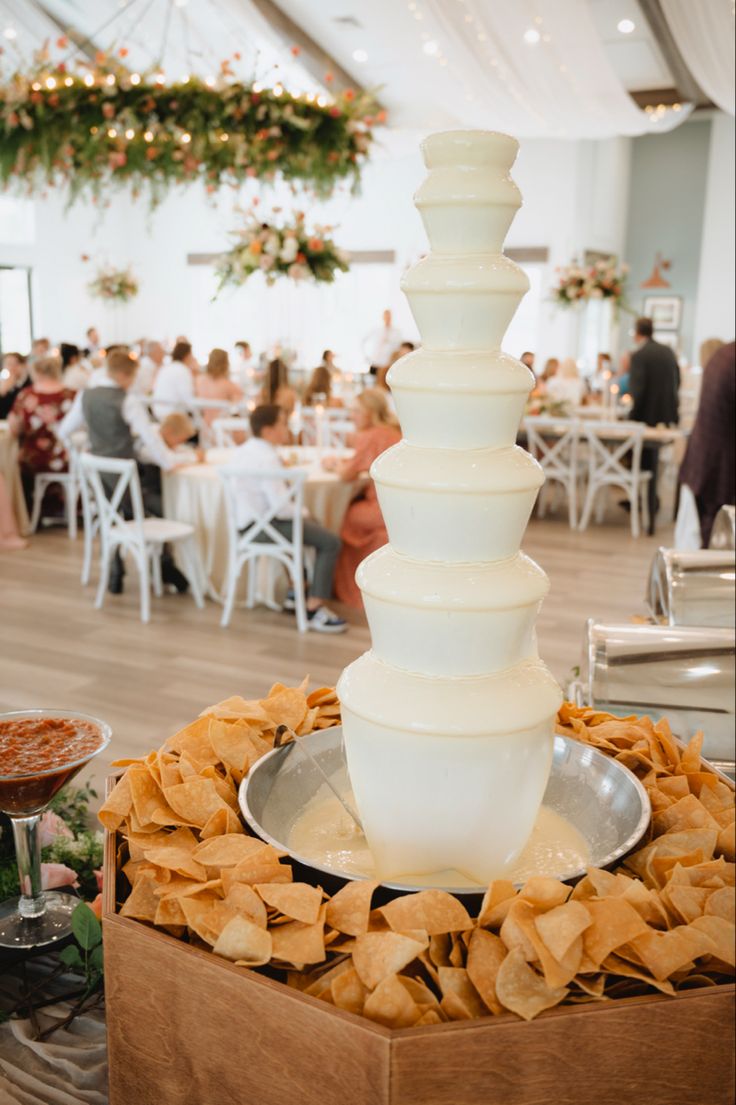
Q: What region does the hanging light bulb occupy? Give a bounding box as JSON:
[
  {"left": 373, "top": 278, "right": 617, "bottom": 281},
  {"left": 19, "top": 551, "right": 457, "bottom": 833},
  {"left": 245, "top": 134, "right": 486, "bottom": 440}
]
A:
[
  {"left": 130, "top": 73, "right": 141, "bottom": 85},
  {"left": 84, "top": 73, "right": 94, "bottom": 86},
  {"left": 64, "top": 76, "right": 73, "bottom": 86},
  {"left": 181, "top": 132, "right": 192, "bottom": 143},
  {"left": 45, "top": 77, "right": 57, "bottom": 90},
  {"left": 107, "top": 128, "right": 118, "bottom": 138},
  {"left": 144, "top": 130, "right": 154, "bottom": 141},
  {"left": 106, "top": 74, "right": 116, "bottom": 85},
  {"left": 125, "top": 128, "right": 135, "bottom": 139},
  {"left": 273, "top": 83, "right": 284, "bottom": 96}
]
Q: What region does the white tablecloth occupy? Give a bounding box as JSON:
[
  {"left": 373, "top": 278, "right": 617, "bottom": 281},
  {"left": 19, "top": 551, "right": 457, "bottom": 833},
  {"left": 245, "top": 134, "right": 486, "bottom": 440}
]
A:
[
  {"left": 0, "top": 421, "right": 30, "bottom": 535},
  {"left": 162, "top": 447, "right": 363, "bottom": 595}
]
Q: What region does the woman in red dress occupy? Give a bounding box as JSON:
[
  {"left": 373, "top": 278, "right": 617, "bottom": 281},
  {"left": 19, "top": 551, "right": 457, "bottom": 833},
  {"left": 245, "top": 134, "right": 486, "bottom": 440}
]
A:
[
  {"left": 9, "top": 355, "right": 75, "bottom": 514},
  {"left": 326, "top": 389, "right": 401, "bottom": 608}
]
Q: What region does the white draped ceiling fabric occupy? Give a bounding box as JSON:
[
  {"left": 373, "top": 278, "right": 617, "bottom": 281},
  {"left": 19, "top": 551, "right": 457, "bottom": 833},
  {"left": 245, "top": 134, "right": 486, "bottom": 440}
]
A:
[
  {"left": 660, "top": 0, "right": 735, "bottom": 116},
  {"left": 411, "top": 0, "right": 691, "bottom": 137}
]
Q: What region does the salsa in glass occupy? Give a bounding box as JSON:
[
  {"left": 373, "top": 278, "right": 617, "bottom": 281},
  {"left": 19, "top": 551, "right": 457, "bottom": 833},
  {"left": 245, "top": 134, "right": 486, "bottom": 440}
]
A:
[{"left": 0, "top": 715, "right": 105, "bottom": 815}]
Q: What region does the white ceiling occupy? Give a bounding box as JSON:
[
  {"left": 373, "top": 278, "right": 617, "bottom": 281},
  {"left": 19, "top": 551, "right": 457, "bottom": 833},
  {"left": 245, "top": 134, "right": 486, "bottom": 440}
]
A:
[{"left": 0, "top": 0, "right": 694, "bottom": 138}]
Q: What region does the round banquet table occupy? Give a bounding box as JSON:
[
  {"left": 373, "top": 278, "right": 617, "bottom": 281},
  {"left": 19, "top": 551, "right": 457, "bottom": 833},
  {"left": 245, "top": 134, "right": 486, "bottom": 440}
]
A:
[
  {"left": 0, "top": 420, "right": 30, "bottom": 536},
  {"left": 162, "top": 446, "right": 365, "bottom": 597}
]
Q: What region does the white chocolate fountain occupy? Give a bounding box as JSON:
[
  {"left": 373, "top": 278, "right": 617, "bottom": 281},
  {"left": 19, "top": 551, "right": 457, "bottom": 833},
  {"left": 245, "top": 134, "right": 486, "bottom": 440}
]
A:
[{"left": 337, "top": 130, "right": 562, "bottom": 884}]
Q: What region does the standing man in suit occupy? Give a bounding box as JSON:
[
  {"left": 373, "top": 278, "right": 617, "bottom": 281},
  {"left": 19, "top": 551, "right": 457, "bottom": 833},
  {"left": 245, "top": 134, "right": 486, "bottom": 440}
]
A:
[{"left": 628, "top": 317, "right": 680, "bottom": 534}]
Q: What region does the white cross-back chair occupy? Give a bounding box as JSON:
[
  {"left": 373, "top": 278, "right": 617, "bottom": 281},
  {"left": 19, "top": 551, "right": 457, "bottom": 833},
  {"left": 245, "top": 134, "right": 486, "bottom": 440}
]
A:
[
  {"left": 218, "top": 464, "right": 307, "bottom": 631},
  {"left": 212, "top": 418, "right": 251, "bottom": 449},
  {"left": 188, "top": 398, "right": 236, "bottom": 446},
  {"left": 29, "top": 468, "right": 78, "bottom": 538},
  {"left": 578, "top": 422, "right": 651, "bottom": 538},
  {"left": 300, "top": 408, "right": 354, "bottom": 449},
  {"left": 523, "top": 416, "right": 581, "bottom": 529},
  {"left": 64, "top": 433, "right": 98, "bottom": 584},
  {"left": 79, "top": 454, "right": 205, "bottom": 623}
]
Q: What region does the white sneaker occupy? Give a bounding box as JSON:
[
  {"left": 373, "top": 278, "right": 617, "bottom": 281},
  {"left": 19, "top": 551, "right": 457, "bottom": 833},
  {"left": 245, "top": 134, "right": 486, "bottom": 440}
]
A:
[{"left": 307, "top": 605, "right": 348, "bottom": 633}]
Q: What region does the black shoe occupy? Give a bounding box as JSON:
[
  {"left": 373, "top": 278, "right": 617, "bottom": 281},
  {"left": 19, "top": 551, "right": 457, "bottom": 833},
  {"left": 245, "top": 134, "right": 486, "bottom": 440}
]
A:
[
  {"left": 108, "top": 569, "right": 124, "bottom": 595},
  {"left": 161, "top": 559, "right": 189, "bottom": 594}
]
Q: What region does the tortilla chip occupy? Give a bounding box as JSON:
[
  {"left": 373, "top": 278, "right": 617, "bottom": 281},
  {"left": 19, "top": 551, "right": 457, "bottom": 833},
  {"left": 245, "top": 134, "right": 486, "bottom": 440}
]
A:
[
  {"left": 255, "top": 882, "right": 323, "bottom": 924},
  {"left": 363, "top": 974, "right": 421, "bottom": 1029},
  {"left": 325, "top": 879, "right": 378, "bottom": 936},
  {"left": 119, "top": 870, "right": 159, "bottom": 922},
  {"left": 534, "top": 901, "right": 592, "bottom": 962},
  {"left": 214, "top": 915, "right": 272, "bottom": 965},
  {"left": 98, "top": 772, "right": 133, "bottom": 831},
  {"left": 380, "top": 890, "right": 472, "bottom": 935},
  {"left": 270, "top": 916, "right": 326, "bottom": 967},
  {"left": 466, "top": 928, "right": 506, "bottom": 1015},
  {"left": 352, "top": 931, "right": 429, "bottom": 990},
  {"left": 163, "top": 778, "right": 231, "bottom": 828},
  {"left": 331, "top": 967, "right": 369, "bottom": 1015},
  {"left": 477, "top": 880, "right": 517, "bottom": 929},
  {"left": 582, "top": 899, "right": 650, "bottom": 965},
  {"left": 495, "top": 947, "right": 569, "bottom": 1021}
]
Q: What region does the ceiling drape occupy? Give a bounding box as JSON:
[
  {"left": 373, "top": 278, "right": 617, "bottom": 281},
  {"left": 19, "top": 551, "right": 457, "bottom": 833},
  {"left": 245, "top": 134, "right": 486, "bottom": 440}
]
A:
[{"left": 660, "top": 0, "right": 735, "bottom": 116}]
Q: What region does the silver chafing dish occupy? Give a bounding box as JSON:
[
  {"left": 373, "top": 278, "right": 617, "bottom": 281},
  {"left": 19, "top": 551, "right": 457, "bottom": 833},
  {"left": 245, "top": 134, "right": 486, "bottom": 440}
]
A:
[
  {"left": 646, "top": 547, "right": 735, "bottom": 628},
  {"left": 709, "top": 505, "right": 736, "bottom": 551},
  {"left": 572, "top": 619, "right": 735, "bottom": 774}
]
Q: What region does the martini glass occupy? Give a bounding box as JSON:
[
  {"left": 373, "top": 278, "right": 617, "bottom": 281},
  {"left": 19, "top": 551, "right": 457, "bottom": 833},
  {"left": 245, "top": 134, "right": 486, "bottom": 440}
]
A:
[{"left": 0, "top": 709, "right": 111, "bottom": 949}]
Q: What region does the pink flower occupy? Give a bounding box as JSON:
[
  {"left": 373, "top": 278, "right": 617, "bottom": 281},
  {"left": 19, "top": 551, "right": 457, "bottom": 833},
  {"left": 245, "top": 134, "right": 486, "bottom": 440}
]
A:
[
  {"left": 38, "top": 809, "right": 74, "bottom": 848},
  {"left": 40, "top": 863, "right": 79, "bottom": 890},
  {"left": 94, "top": 867, "right": 103, "bottom": 892}
]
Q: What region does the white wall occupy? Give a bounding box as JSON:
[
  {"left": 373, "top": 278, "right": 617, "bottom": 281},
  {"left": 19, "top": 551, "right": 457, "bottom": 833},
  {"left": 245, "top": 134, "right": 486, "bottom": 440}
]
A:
[
  {"left": 0, "top": 132, "right": 630, "bottom": 372},
  {"left": 694, "top": 112, "right": 736, "bottom": 356}
]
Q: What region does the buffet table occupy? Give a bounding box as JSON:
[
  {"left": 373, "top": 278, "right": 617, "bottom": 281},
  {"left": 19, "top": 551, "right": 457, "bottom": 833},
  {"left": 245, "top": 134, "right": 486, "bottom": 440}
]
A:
[
  {"left": 162, "top": 446, "right": 365, "bottom": 596},
  {"left": 0, "top": 421, "right": 30, "bottom": 536}
]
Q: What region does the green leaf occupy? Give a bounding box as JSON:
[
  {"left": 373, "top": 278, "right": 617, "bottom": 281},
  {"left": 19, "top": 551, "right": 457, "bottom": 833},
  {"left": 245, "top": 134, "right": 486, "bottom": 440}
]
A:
[
  {"left": 71, "top": 902, "right": 102, "bottom": 951},
  {"left": 89, "top": 945, "right": 104, "bottom": 974},
  {"left": 59, "top": 945, "right": 84, "bottom": 970}
]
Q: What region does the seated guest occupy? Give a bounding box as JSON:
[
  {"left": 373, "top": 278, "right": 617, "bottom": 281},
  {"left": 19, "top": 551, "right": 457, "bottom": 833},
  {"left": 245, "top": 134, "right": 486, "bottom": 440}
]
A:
[
  {"left": 520, "top": 351, "right": 535, "bottom": 375},
  {"left": 28, "top": 337, "right": 51, "bottom": 367},
  {"left": 324, "top": 389, "right": 401, "bottom": 608},
  {"left": 376, "top": 341, "right": 415, "bottom": 391},
  {"left": 0, "top": 352, "right": 31, "bottom": 419},
  {"left": 0, "top": 472, "right": 26, "bottom": 550},
  {"left": 262, "top": 357, "right": 298, "bottom": 414},
  {"left": 61, "top": 343, "right": 88, "bottom": 391},
  {"left": 8, "top": 355, "right": 75, "bottom": 514},
  {"left": 540, "top": 357, "right": 559, "bottom": 385},
  {"left": 194, "top": 348, "right": 244, "bottom": 425},
  {"left": 546, "top": 357, "right": 584, "bottom": 407},
  {"left": 158, "top": 412, "right": 200, "bottom": 458},
  {"left": 233, "top": 404, "right": 347, "bottom": 633},
  {"left": 135, "top": 340, "right": 166, "bottom": 395},
  {"left": 152, "top": 340, "right": 198, "bottom": 420},
  {"left": 678, "top": 341, "right": 735, "bottom": 547},
  {"left": 83, "top": 351, "right": 190, "bottom": 593},
  {"left": 303, "top": 360, "right": 342, "bottom": 408}
]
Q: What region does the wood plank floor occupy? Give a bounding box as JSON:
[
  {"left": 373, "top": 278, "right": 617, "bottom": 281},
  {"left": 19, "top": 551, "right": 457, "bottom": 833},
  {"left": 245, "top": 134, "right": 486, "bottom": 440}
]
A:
[{"left": 0, "top": 508, "right": 672, "bottom": 805}]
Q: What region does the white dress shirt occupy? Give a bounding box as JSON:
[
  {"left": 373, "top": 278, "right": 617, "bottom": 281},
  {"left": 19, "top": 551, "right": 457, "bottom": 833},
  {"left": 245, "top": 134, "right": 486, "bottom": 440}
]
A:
[
  {"left": 57, "top": 367, "right": 115, "bottom": 442},
  {"left": 152, "top": 360, "right": 194, "bottom": 420},
  {"left": 231, "top": 437, "right": 295, "bottom": 530},
  {"left": 134, "top": 355, "right": 164, "bottom": 396},
  {"left": 363, "top": 324, "right": 402, "bottom": 368},
  {"left": 58, "top": 371, "right": 178, "bottom": 471}
]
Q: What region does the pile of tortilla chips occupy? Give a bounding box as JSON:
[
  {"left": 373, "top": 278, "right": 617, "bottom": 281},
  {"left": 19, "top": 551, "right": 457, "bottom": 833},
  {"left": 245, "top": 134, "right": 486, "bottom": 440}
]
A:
[{"left": 99, "top": 687, "right": 735, "bottom": 1027}]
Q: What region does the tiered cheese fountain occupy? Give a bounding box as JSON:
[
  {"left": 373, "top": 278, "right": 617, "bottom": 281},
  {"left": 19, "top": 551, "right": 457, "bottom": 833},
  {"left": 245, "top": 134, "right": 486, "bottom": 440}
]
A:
[{"left": 337, "top": 130, "right": 563, "bottom": 885}]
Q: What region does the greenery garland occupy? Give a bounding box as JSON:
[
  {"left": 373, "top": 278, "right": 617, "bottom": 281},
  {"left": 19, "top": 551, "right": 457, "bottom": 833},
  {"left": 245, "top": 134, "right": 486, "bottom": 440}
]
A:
[
  {"left": 214, "top": 208, "right": 349, "bottom": 293},
  {"left": 0, "top": 58, "right": 383, "bottom": 207}
]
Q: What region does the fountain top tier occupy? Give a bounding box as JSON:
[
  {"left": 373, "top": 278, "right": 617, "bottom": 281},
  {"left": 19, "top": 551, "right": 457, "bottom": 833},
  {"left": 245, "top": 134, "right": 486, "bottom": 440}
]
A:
[{"left": 414, "top": 129, "right": 522, "bottom": 257}]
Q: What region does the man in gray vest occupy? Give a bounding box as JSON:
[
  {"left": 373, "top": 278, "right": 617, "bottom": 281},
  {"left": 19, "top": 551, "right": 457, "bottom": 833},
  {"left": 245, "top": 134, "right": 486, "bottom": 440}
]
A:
[{"left": 82, "top": 351, "right": 189, "bottom": 594}]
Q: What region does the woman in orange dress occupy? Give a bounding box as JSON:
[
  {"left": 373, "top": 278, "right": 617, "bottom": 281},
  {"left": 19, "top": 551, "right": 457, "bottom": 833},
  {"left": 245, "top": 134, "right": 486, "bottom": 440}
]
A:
[{"left": 326, "top": 389, "right": 401, "bottom": 608}]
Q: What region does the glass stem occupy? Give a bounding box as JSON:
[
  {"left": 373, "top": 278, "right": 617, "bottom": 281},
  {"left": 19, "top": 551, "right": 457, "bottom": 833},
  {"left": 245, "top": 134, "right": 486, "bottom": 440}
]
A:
[{"left": 11, "top": 815, "right": 46, "bottom": 919}]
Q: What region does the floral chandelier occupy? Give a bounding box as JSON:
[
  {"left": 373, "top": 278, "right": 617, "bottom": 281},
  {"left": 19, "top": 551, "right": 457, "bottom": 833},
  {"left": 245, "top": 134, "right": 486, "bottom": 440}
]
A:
[{"left": 0, "top": 34, "right": 384, "bottom": 207}]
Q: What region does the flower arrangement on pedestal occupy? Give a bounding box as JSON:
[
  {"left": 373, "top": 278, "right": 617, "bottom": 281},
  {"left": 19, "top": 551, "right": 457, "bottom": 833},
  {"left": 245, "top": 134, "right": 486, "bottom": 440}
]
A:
[
  {"left": 87, "top": 263, "right": 139, "bottom": 303},
  {"left": 0, "top": 48, "right": 383, "bottom": 207},
  {"left": 552, "top": 258, "right": 629, "bottom": 309},
  {"left": 214, "top": 207, "right": 349, "bottom": 293}
]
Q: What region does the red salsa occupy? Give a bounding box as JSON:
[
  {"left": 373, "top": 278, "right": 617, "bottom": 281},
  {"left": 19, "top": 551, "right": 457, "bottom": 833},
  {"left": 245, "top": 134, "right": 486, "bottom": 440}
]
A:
[{"left": 0, "top": 717, "right": 104, "bottom": 816}]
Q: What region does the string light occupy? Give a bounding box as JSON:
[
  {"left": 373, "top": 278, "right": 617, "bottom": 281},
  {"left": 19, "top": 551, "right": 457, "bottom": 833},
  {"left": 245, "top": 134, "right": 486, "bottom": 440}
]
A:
[
  {"left": 273, "top": 83, "right": 284, "bottom": 96},
  {"left": 144, "top": 130, "right": 154, "bottom": 141},
  {"left": 154, "top": 72, "right": 165, "bottom": 85},
  {"left": 204, "top": 76, "right": 215, "bottom": 88},
  {"left": 523, "top": 28, "right": 541, "bottom": 44},
  {"left": 106, "top": 74, "right": 116, "bottom": 86},
  {"left": 31, "top": 82, "right": 41, "bottom": 91},
  {"left": 107, "top": 128, "right": 118, "bottom": 138},
  {"left": 125, "top": 128, "right": 135, "bottom": 139},
  {"left": 220, "top": 132, "right": 229, "bottom": 141},
  {"left": 130, "top": 73, "right": 141, "bottom": 85},
  {"left": 252, "top": 81, "right": 263, "bottom": 93},
  {"left": 84, "top": 73, "right": 94, "bottom": 87},
  {"left": 181, "top": 132, "right": 191, "bottom": 143},
  {"left": 45, "top": 77, "right": 57, "bottom": 89}
]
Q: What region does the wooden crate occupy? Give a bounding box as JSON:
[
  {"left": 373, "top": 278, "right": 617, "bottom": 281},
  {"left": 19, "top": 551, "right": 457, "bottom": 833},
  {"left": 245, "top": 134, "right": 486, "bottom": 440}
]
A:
[{"left": 102, "top": 815, "right": 735, "bottom": 1105}]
